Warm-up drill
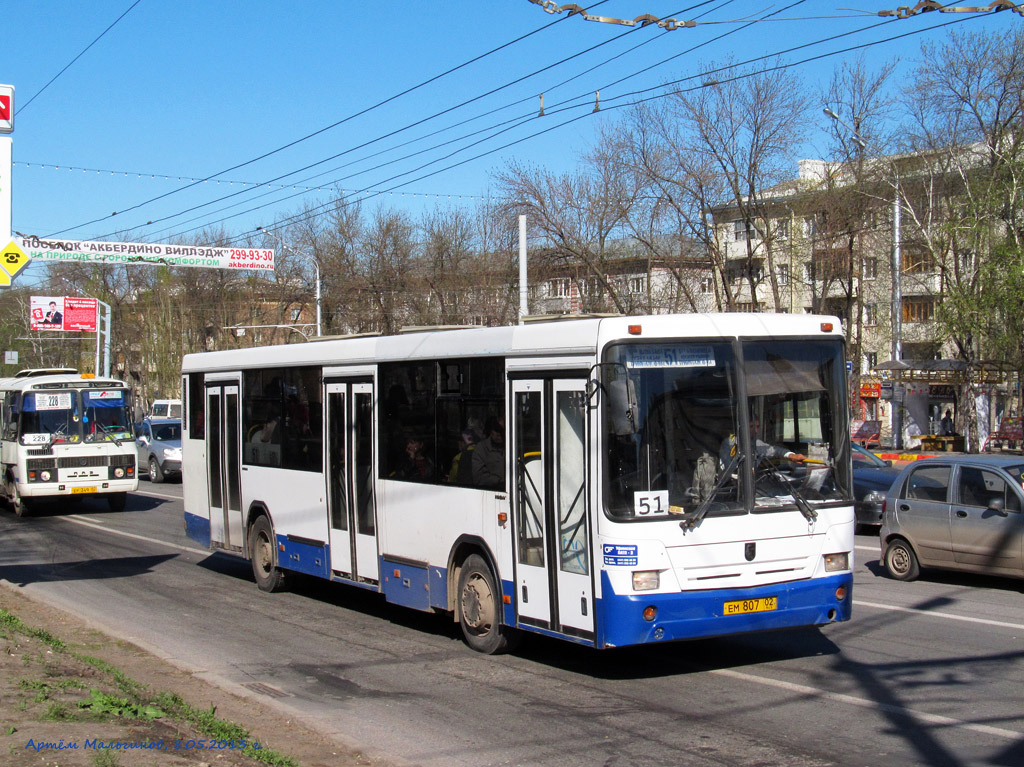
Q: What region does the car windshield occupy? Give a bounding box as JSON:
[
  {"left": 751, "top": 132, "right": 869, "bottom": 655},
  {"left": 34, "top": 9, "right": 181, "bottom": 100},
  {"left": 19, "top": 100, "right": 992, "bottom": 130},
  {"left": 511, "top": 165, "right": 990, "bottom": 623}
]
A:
[
  {"left": 1003, "top": 464, "right": 1024, "bottom": 487},
  {"left": 852, "top": 444, "right": 888, "bottom": 468},
  {"left": 83, "top": 390, "right": 134, "bottom": 443},
  {"left": 17, "top": 388, "right": 134, "bottom": 445},
  {"left": 152, "top": 423, "right": 181, "bottom": 441},
  {"left": 18, "top": 391, "right": 77, "bottom": 445},
  {"left": 603, "top": 338, "right": 851, "bottom": 521}
]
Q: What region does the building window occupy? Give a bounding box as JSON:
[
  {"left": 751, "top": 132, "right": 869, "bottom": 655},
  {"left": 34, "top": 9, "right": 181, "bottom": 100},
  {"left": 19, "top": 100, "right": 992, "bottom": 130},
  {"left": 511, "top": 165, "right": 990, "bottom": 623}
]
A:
[
  {"left": 863, "top": 258, "right": 877, "bottom": 280},
  {"left": 777, "top": 264, "right": 790, "bottom": 285},
  {"left": 629, "top": 276, "right": 646, "bottom": 294},
  {"left": 864, "top": 303, "right": 878, "bottom": 326},
  {"left": 804, "top": 263, "right": 815, "bottom": 282},
  {"left": 290, "top": 308, "right": 302, "bottom": 322},
  {"left": 775, "top": 219, "right": 791, "bottom": 240},
  {"left": 700, "top": 277, "right": 714, "bottom": 294},
  {"left": 903, "top": 249, "right": 937, "bottom": 274},
  {"left": 548, "top": 278, "right": 569, "bottom": 298},
  {"left": 866, "top": 352, "right": 878, "bottom": 370},
  {"left": 902, "top": 297, "right": 937, "bottom": 323},
  {"left": 733, "top": 220, "right": 752, "bottom": 241}
]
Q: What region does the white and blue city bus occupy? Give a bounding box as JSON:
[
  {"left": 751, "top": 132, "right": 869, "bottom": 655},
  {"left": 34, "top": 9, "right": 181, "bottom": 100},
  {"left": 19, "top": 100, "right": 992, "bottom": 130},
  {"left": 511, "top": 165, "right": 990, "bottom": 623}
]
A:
[
  {"left": 1, "top": 372, "right": 139, "bottom": 515},
  {"left": 182, "top": 313, "right": 854, "bottom": 653}
]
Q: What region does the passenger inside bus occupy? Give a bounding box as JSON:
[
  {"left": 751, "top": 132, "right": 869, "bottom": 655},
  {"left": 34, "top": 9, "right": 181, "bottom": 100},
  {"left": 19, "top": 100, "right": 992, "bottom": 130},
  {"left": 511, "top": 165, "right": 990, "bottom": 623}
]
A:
[
  {"left": 395, "top": 434, "right": 434, "bottom": 482},
  {"left": 447, "top": 427, "right": 480, "bottom": 485},
  {"left": 473, "top": 416, "right": 505, "bottom": 489}
]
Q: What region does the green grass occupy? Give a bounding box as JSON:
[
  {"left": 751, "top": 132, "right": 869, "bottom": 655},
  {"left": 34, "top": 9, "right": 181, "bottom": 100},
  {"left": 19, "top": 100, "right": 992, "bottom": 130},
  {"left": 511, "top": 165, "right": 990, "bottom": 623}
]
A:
[
  {"left": 4, "top": 606, "right": 298, "bottom": 766},
  {"left": 0, "top": 609, "right": 65, "bottom": 651}
]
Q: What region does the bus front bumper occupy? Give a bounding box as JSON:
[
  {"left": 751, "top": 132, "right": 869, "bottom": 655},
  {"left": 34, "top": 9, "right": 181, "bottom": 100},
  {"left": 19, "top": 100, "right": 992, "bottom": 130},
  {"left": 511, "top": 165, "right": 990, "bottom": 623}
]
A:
[{"left": 598, "top": 571, "right": 852, "bottom": 648}]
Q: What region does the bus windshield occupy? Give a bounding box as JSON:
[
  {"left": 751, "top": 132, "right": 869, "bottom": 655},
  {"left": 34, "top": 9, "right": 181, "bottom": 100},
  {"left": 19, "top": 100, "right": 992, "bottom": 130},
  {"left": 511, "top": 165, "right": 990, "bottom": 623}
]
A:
[
  {"left": 603, "top": 339, "right": 850, "bottom": 521},
  {"left": 18, "top": 388, "right": 134, "bottom": 445}
]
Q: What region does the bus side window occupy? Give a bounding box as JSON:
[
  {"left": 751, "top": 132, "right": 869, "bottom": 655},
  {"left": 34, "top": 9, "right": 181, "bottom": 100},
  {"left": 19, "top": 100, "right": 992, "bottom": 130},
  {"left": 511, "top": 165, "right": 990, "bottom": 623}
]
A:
[{"left": 188, "top": 374, "right": 205, "bottom": 439}]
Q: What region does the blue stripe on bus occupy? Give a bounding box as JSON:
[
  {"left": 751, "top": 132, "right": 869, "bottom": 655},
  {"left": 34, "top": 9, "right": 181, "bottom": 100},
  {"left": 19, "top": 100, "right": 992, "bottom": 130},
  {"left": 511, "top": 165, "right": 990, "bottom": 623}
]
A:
[
  {"left": 183, "top": 512, "right": 210, "bottom": 547},
  {"left": 276, "top": 535, "right": 329, "bottom": 579},
  {"left": 598, "top": 571, "right": 853, "bottom": 648}
]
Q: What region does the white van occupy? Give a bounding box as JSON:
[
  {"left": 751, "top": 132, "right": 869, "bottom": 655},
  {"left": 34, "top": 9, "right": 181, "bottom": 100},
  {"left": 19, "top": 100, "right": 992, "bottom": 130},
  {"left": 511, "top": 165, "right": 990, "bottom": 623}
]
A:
[{"left": 149, "top": 399, "right": 182, "bottom": 419}]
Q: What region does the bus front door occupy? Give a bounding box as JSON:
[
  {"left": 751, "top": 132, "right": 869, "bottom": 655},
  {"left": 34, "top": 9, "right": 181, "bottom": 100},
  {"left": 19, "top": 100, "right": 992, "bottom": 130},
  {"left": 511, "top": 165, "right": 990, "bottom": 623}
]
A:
[
  {"left": 206, "top": 381, "right": 243, "bottom": 550},
  {"left": 325, "top": 380, "right": 379, "bottom": 584},
  {"left": 512, "top": 378, "right": 593, "bottom": 638}
]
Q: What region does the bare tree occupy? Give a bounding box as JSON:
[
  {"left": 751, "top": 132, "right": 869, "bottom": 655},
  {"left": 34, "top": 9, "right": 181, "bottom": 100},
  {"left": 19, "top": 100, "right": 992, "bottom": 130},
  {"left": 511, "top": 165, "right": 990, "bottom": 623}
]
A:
[{"left": 900, "top": 28, "right": 1024, "bottom": 448}]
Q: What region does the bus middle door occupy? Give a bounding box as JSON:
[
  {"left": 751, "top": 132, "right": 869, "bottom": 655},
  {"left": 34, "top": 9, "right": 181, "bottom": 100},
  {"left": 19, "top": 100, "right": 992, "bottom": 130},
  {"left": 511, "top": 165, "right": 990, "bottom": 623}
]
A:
[
  {"left": 511, "top": 377, "right": 593, "bottom": 639},
  {"left": 325, "top": 380, "right": 379, "bottom": 584}
]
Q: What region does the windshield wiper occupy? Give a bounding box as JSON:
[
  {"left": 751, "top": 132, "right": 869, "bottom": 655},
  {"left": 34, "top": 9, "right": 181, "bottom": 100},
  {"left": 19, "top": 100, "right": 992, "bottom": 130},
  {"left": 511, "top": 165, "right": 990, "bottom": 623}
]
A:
[
  {"left": 759, "top": 465, "right": 818, "bottom": 522},
  {"left": 680, "top": 452, "right": 741, "bottom": 531},
  {"left": 95, "top": 423, "right": 124, "bottom": 446}
]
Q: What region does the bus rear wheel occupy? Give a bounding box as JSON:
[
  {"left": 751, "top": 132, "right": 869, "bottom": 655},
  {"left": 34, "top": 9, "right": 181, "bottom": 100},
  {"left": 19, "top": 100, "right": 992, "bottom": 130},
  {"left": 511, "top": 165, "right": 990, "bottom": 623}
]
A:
[
  {"left": 458, "top": 554, "right": 517, "bottom": 654},
  {"left": 249, "top": 515, "right": 287, "bottom": 593}
]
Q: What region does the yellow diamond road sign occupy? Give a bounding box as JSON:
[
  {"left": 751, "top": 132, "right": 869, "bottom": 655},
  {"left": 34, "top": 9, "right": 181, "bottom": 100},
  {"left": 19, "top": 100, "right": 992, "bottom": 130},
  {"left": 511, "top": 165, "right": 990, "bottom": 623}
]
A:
[{"left": 0, "top": 240, "right": 30, "bottom": 286}]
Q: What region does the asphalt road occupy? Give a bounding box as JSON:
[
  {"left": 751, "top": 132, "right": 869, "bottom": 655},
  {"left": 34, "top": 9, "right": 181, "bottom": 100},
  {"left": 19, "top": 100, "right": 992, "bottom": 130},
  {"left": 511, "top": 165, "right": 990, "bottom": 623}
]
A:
[{"left": 2, "top": 485, "right": 1023, "bottom": 767}]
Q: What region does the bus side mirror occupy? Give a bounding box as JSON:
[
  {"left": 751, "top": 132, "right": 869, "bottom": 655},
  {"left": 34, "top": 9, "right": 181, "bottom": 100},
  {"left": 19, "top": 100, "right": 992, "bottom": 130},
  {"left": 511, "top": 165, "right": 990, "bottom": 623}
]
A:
[{"left": 608, "top": 377, "right": 639, "bottom": 436}]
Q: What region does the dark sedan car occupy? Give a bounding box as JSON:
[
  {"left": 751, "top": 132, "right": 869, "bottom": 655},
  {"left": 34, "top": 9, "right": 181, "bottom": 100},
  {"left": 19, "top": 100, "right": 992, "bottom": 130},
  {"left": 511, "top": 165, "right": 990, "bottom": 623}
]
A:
[
  {"left": 880, "top": 455, "right": 1024, "bottom": 582},
  {"left": 852, "top": 443, "right": 901, "bottom": 530}
]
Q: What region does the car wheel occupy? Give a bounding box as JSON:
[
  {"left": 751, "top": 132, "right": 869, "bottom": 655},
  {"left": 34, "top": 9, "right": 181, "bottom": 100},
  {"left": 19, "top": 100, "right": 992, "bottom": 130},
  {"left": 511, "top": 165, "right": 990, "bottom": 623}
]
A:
[
  {"left": 148, "top": 456, "right": 164, "bottom": 483},
  {"left": 249, "top": 515, "right": 287, "bottom": 593},
  {"left": 884, "top": 538, "right": 920, "bottom": 582}
]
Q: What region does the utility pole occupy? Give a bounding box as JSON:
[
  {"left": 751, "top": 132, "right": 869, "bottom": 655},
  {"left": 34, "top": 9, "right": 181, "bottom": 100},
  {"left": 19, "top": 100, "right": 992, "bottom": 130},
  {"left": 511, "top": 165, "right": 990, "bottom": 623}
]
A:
[{"left": 824, "top": 108, "right": 904, "bottom": 449}]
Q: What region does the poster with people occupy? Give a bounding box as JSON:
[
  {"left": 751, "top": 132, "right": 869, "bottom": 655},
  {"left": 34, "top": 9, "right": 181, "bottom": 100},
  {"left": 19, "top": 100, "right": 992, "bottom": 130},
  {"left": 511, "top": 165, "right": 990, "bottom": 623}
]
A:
[
  {"left": 31, "top": 296, "right": 64, "bottom": 330},
  {"left": 30, "top": 296, "right": 98, "bottom": 332}
]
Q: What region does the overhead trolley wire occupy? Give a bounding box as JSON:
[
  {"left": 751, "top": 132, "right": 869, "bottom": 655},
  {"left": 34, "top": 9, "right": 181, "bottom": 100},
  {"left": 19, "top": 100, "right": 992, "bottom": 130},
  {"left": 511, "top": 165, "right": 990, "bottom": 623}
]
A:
[
  {"left": 44, "top": 1, "right": 610, "bottom": 239},
  {"left": 206, "top": 11, "right": 984, "bottom": 246},
  {"left": 16, "top": 0, "right": 143, "bottom": 116}
]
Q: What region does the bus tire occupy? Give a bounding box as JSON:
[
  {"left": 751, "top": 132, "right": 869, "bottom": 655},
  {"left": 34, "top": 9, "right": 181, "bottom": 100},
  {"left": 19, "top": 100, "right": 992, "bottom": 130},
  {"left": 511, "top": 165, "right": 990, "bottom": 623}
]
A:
[
  {"left": 12, "top": 485, "right": 32, "bottom": 517},
  {"left": 107, "top": 492, "right": 127, "bottom": 513},
  {"left": 884, "top": 538, "right": 920, "bottom": 582},
  {"left": 148, "top": 456, "right": 164, "bottom": 483},
  {"left": 249, "top": 515, "right": 287, "bottom": 593},
  {"left": 457, "top": 554, "right": 515, "bottom": 654}
]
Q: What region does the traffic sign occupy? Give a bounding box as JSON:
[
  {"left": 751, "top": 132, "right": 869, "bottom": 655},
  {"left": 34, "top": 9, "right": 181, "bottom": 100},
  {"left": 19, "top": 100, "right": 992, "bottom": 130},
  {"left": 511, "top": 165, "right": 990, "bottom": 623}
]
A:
[
  {"left": 0, "top": 85, "right": 12, "bottom": 133},
  {"left": 0, "top": 240, "right": 30, "bottom": 286}
]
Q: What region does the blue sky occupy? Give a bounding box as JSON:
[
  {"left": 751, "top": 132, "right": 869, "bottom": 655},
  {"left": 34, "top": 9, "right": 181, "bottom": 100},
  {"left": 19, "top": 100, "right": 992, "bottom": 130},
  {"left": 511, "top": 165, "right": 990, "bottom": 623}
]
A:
[{"left": 2, "top": 0, "right": 1018, "bottom": 268}]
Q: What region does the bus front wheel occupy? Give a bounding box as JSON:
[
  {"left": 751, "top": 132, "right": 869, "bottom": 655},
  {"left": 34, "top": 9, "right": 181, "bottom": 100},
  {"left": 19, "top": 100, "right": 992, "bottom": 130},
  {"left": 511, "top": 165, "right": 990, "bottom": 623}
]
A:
[
  {"left": 249, "top": 515, "right": 287, "bottom": 593},
  {"left": 457, "top": 554, "right": 517, "bottom": 654},
  {"left": 12, "top": 485, "right": 32, "bottom": 517}
]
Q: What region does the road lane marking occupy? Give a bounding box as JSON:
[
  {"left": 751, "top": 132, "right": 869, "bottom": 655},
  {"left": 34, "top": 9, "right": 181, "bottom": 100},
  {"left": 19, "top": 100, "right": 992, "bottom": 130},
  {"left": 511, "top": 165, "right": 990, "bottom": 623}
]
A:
[
  {"left": 60, "top": 516, "right": 209, "bottom": 556},
  {"left": 853, "top": 599, "right": 1024, "bottom": 631},
  {"left": 47, "top": 520, "right": 1024, "bottom": 743},
  {"left": 712, "top": 667, "right": 1022, "bottom": 740},
  {"left": 133, "top": 489, "right": 184, "bottom": 501}
]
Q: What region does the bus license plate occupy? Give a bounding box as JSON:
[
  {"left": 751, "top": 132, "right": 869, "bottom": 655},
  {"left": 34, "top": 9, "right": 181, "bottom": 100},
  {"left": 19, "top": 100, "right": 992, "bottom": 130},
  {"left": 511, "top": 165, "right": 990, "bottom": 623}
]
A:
[
  {"left": 71, "top": 486, "right": 97, "bottom": 495},
  {"left": 724, "top": 596, "right": 777, "bottom": 615}
]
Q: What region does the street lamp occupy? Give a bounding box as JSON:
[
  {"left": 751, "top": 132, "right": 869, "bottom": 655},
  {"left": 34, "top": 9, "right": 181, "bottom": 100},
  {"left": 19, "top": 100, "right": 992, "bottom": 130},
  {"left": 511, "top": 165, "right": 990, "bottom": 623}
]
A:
[
  {"left": 824, "top": 107, "right": 903, "bottom": 448},
  {"left": 255, "top": 227, "right": 321, "bottom": 337}
]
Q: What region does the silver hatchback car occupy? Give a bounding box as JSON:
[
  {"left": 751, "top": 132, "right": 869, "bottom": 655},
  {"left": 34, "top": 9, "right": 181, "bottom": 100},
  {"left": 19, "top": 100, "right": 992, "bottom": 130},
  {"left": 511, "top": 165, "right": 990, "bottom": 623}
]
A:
[
  {"left": 880, "top": 455, "right": 1024, "bottom": 581},
  {"left": 135, "top": 417, "right": 182, "bottom": 483}
]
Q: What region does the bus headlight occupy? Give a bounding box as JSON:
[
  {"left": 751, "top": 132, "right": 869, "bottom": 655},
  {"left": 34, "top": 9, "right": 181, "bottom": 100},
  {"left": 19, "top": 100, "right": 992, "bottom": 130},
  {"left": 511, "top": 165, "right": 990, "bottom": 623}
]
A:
[
  {"left": 632, "top": 570, "right": 660, "bottom": 591},
  {"left": 823, "top": 552, "right": 849, "bottom": 572},
  {"left": 40, "top": 470, "right": 52, "bottom": 482},
  {"left": 113, "top": 467, "right": 125, "bottom": 479}
]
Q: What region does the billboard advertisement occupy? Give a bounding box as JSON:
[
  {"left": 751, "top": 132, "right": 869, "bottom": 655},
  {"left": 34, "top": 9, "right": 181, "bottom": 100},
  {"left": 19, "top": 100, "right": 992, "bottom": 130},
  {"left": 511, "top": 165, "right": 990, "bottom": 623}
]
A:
[{"left": 30, "top": 296, "right": 97, "bottom": 332}]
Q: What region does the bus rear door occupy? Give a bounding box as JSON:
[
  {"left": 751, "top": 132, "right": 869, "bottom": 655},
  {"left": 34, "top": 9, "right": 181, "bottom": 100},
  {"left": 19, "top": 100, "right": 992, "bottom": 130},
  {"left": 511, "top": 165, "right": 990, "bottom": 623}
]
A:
[{"left": 206, "top": 379, "right": 243, "bottom": 550}]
